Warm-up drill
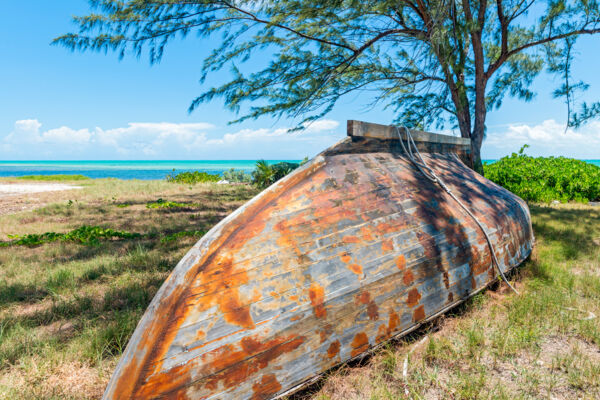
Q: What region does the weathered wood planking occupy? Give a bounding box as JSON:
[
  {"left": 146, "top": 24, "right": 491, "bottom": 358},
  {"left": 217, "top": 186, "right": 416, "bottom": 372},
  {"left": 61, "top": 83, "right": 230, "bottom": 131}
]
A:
[{"left": 103, "top": 121, "right": 533, "bottom": 399}]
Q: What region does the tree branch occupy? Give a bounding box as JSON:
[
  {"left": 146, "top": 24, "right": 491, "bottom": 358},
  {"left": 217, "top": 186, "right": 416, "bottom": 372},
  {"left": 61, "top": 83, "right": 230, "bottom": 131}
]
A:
[{"left": 486, "top": 27, "right": 600, "bottom": 79}]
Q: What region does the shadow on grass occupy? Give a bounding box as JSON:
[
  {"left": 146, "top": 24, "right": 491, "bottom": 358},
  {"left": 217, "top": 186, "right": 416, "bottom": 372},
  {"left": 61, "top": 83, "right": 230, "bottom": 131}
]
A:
[
  {"left": 0, "top": 282, "right": 48, "bottom": 306},
  {"left": 529, "top": 204, "right": 599, "bottom": 261},
  {"left": 0, "top": 275, "right": 168, "bottom": 366}
]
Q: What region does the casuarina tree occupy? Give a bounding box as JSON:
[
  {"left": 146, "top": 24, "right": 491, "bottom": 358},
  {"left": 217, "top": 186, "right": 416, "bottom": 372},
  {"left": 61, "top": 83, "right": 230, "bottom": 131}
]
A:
[{"left": 55, "top": 1, "right": 600, "bottom": 173}]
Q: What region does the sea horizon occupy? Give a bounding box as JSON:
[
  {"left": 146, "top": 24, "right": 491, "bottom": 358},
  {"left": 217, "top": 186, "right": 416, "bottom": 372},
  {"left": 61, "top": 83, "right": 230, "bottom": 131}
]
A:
[
  {"left": 0, "top": 160, "right": 302, "bottom": 180},
  {"left": 0, "top": 159, "right": 598, "bottom": 180}
]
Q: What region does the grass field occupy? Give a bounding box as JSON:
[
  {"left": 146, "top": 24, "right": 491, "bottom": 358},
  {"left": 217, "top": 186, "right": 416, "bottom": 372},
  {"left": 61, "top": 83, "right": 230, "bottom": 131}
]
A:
[
  {"left": 0, "top": 179, "right": 598, "bottom": 399},
  {"left": 0, "top": 179, "right": 258, "bottom": 399}
]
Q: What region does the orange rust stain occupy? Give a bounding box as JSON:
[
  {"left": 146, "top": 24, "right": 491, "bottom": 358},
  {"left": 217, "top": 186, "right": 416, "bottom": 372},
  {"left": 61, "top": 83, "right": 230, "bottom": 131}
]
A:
[
  {"left": 367, "top": 301, "right": 379, "bottom": 321},
  {"left": 220, "top": 290, "right": 256, "bottom": 329},
  {"left": 402, "top": 269, "right": 414, "bottom": 285},
  {"left": 191, "top": 256, "right": 257, "bottom": 330},
  {"left": 133, "top": 361, "right": 194, "bottom": 399},
  {"left": 376, "top": 222, "right": 394, "bottom": 234},
  {"left": 201, "top": 334, "right": 306, "bottom": 393},
  {"left": 376, "top": 324, "right": 388, "bottom": 343},
  {"left": 327, "top": 340, "right": 341, "bottom": 359},
  {"left": 274, "top": 220, "right": 304, "bottom": 258},
  {"left": 443, "top": 271, "right": 450, "bottom": 289},
  {"left": 413, "top": 305, "right": 426, "bottom": 322},
  {"left": 472, "top": 250, "right": 489, "bottom": 275},
  {"left": 320, "top": 209, "right": 361, "bottom": 227},
  {"left": 343, "top": 235, "right": 361, "bottom": 244},
  {"left": 251, "top": 374, "right": 282, "bottom": 400},
  {"left": 360, "top": 226, "right": 375, "bottom": 241},
  {"left": 395, "top": 254, "right": 406, "bottom": 270},
  {"left": 290, "top": 315, "right": 301, "bottom": 322},
  {"left": 354, "top": 291, "right": 379, "bottom": 320},
  {"left": 308, "top": 283, "right": 327, "bottom": 318},
  {"left": 340, "top": 252, "right": 352, "bottom": 263},
  {"left": 381, "top": 239, "right": 394, "bottom": 252},
  {"left": 447, "top": 292, "right": 454, "bottom": 303},
  {"left": 196, "top": 330, "right": 206, "bottom": 341},
  {"left": 471, "top": 275, "right": 477, "bottom": 289},
  {"left": 355, "top": 291, "right": 371, "bottom": 304},
  {"left": 406, "top": 288, "right": 421, "bottom": 308},
  {"left": 289, "top": 295, "right": 298, "bottom": 302},
  {"left": 388, "top": 310, "right": 400, "bottom": 333},
  {"left": 351, "top": 332, "right": 370, "bottom": 357},
  {"left": 319, "top": 329, "right": 328, "bottom": 343},
  {"left": 347, "top": 263, "right": 363, "bottom": 275}
]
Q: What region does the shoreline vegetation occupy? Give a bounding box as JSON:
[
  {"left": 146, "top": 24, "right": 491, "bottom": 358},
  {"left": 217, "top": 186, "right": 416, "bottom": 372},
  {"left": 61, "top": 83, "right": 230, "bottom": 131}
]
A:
[
  {"left": 0, "top": 154, "right": 598, "bottom": 398},
  {"left": 6, "top": 152, "right": 599, "bottom": 204}
]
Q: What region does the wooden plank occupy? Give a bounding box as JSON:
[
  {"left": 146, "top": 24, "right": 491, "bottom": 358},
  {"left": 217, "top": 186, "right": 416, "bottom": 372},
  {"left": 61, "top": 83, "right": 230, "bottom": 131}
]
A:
[
  {"left": 102, "top": 121, "right": 533, "bottom": 400},
  {"left": 347, "top": 119, "right": 470, "bottom": 147}
]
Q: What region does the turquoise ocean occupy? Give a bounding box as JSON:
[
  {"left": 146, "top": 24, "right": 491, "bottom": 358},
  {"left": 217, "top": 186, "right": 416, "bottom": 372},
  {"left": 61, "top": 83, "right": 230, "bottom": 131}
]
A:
[
  {"left": 0, "top": 160, "right": 300, "bottom": 180},
  {"left": 0, "top": 159, "right": 598, "bottom": 180}
]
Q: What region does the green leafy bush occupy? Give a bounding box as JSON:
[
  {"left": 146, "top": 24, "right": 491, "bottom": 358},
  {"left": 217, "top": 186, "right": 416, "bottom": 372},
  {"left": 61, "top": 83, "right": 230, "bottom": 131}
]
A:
[
  {"left": 484, "top": 146, "right": 600, "bottom": 203},
  {"left": 222, "top": 168, "right": 252, "bottom": 183},
  {"left": 146, "top": 198, "right": 189, "bottom": 209},
  {"left": 1, "top": 225, "right": 141, "bottom": 247},
  {"left": 252, "top": 160, "right": 301, "bottom": 189},
  {"left": 165, "top": 170, "right": 220, "bottom": 184}
]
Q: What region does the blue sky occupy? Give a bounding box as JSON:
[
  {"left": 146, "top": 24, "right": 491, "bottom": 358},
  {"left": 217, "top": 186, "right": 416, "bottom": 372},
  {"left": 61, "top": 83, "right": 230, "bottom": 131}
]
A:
[{"left": 1, "top": 1, "right": 600, "bottom": 160}]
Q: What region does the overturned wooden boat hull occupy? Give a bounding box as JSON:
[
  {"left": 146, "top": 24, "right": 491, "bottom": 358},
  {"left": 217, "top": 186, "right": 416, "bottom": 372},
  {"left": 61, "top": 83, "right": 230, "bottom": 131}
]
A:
[{"left": 104, "top": 120, "right": 533, "bottom": 399}]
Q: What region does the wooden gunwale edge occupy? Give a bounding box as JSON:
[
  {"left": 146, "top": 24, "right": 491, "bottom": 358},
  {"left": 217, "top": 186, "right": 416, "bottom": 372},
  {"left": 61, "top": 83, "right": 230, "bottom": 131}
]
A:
[
  {"left": 348, "top": 120, "right": 470, "bottom": 147},
  {"left": 273, "top": 244, "right": 533, "bottom": 400}
]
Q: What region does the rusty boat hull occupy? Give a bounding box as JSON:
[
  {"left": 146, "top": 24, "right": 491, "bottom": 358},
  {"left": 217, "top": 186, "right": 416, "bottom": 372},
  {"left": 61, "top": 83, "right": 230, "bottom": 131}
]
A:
[{"left": 103, "top": 120, "right": 534, "bottom": 399}]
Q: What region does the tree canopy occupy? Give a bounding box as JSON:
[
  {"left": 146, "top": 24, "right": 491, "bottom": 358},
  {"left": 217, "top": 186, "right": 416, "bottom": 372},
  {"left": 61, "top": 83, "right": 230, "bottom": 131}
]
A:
[{"left": 55, "top": 0, "right": 600, "bottom": 172}]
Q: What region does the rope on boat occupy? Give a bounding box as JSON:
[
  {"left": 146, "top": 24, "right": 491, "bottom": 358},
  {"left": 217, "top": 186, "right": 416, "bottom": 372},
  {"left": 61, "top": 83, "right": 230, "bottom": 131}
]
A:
[{"left": 395, "top": 126, "right": 519, "bottom": 295}]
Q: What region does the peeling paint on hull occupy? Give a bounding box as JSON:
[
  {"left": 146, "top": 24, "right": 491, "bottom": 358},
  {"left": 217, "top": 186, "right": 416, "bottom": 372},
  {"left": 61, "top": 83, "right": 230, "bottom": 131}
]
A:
[{"left": 103, "top": 121, "right": 534, "bottom": 400}]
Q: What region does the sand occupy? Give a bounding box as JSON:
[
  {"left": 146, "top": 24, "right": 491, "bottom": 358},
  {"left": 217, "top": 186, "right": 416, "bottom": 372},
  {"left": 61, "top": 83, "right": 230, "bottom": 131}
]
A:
[
  {"left": 0, "top": 183, "right": 83, "bottom": 216},
  {"left": 0, "top": 183, "right": 83, "bottom": 197}
]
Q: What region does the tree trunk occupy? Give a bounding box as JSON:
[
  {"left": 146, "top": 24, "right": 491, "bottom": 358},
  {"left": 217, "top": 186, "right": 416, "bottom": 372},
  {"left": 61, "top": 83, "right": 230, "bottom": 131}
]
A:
[
  {"left": 470, "top": 129, "right": 485, "bottom": 175},
  {"left": 456, "top": 110, "right": 485, "bottom": 175}
]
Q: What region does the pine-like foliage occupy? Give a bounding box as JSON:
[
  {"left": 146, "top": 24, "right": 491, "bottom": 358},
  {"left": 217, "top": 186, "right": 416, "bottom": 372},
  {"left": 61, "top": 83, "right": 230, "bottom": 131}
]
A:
[{"left": 55, "top": 1, "right": 600, "bottom": 171}]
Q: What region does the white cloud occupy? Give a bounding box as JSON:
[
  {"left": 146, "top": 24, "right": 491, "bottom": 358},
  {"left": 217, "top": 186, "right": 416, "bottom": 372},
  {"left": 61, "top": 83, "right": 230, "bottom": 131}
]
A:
[
  {"left": 42, "top": 127, "right": 93, "bottom": 144},
  {"left": 5, "top": 118, "right": 598, "bottom": 160},
  {"left": 14, "top": 119, "right": 42, "bottom": 133},
  {"left": 483, "top": 119, "right": 600, "bottom": 159},
  {"left": 0, "top": 119, "right": 344, "bottom": 160},
  {"left": 304, "top": 119, "right": 340, "bottom": 132}
]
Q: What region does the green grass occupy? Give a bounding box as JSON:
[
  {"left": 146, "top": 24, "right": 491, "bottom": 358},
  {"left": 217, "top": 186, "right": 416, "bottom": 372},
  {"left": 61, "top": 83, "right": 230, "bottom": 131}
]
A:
[
  {"left": 0, "top": 179, "right": 258, "bottom": 399},
  {"left": 15, "top": 174, "right": 90, "bottom": 181}
]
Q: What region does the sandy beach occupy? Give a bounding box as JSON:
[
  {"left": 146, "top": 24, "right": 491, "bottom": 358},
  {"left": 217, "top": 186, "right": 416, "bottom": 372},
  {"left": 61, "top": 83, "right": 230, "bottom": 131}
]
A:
[
  {"left": 0, "top": 183, "right": 83, "bottom": 197},
  {"left": 0, "top": 183, "right": 83, "bottom": 215}
]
